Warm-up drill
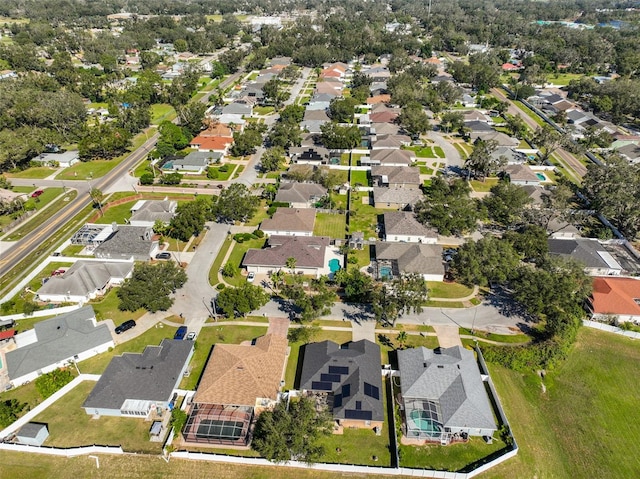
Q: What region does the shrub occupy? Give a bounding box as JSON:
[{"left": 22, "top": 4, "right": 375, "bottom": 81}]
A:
[
  {"left": 216, "top": 283, "right": 225, "bottom": 290},
  {"left": 140, "top": 173, "right": 154, "bottom": 185},
  {"left": 218, "top": 164, "right": 229, "bottom": 173},
  {"left": 35, "top": 368, "right": 75, "bottom": 399},
  {"left": 207, "top": 167, "right": 219, "bottom": 179},
  {"left": 253, "top": 229, "right": 264, "bottom": 238}
]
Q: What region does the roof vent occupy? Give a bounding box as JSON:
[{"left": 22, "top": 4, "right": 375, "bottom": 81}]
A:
[
  {"left": 423, "top": 362, "right": 427, "bottom": 368},
  {"left": 437, "top": 365, "right": 444, "bottom": 369}
]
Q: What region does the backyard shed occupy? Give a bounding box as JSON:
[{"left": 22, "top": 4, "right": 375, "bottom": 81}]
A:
[{"left": 15, "top": 423, "right": 49, "bottom": 446}]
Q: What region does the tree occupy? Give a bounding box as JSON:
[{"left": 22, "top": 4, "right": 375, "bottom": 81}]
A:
[
  {"left": 439, "top": 111, "right": 464, "bottom": 134},
  {"left": 287, "top": 325, "right": 321, "bottom": 344},
  {"left": 0, "top": 399, "right": 26, "bottom": 428},
  {"left": 397, "top": 103, "right": 430, "bottom": 137},
  {"left": 504, "top": 115, "right": 527, "bottom": 139},
  {"left": 281, "top": 276, "right": 336, "bottom": 322},
  {"left": 465, "top": 139, "right": 501, "bottom": 180},
  {"left": 372, "top": 273, "right": 428, "bottom": 326},
  {"left": 89, "top": 187, "right": 104, "bottom": 214},
  {"left": 140, "top": 172, "right": 154, "bottom": 185},
  {"left": 262, "top": 77, "right": 289, "bottom": 108},
  {"left": 504, "top": 225, "right": 549, "bottom": 263},
  {"left": 176, "top": 101, "right": 206, "bottom": 137},
  {"left": 168, "top": 200, "right": 208, "bottom": 241},
  {"left": 160, "top": 172, "right": 182, "bottom": 185},
  {"left": 333, "top": 268, "right": 373, "bottom": 303},
  {"left": 252, "top": 397, "right": 331, "bottom": 463},
  {"left": 285, "top": 257, "right": 297, "bottom": 272},
  {"left": 260, "top": 146, "right": 286, "bottom": 172},
  {"left": 532, "top": 125, "right": 569, "bottom": 164},
  {"left": 230, "top": 123, "right": 266, "bottom": 157},
  {"left": 221, "top": 262, "right": 236, "bottom": 278},
  {"left": 35, "top": 368, "right": 74, "bottom": 399},
  {"left": 216, "top": 283, "right": 270, "bottom": 317},
  {"left": 320, "top": 122, "right": 361, "bottom": 150},
  {"left": 117, "top": 262, "right": 187, "bottom": 313},
  {"left": 482, "top": 180, "right": 531, "bottom": 226},
  {"left": 396, "top": 330, "right": 408, "bottom": 349},
  {"left": 78, "top": 123, "right": 132, "bottom": 160},
  {"left": 415, "top": 177, "right": 481, "bottom": 236},
  {"left": 214, "top": 183, "right": 259, "bottom": 223},
  {"left": 450, "top": 237, "right": 520, "bottom": 287},
  {"left": 328, "top": 97, "right": 358, "bottom": 123},
  {"left": 510, "top": 83, "right": 536, "bottom": 101}
]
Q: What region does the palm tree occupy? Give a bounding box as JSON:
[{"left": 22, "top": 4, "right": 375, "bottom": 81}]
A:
[
  {"left": 270, "top": 269, "right": 285, "bottom": 291},
  {"left": 286, "top": 257, "right": 297, "bottom": 274},
  {"left": 396, "top": 330, "right": 408, "bottom": 350}
]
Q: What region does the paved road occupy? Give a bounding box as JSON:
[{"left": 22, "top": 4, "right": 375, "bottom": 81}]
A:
[{"left": 426, "top": 130, "right": 463, "bottom": 167}]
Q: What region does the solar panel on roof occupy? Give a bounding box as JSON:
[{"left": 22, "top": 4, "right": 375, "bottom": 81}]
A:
[
  {"left": 333, "top": 394, "right": 342, "bottom": 408},
  {"left": 364, "top": 382, "right": 380, "bottom": 400},
  {"left": 311, "top": 381, "right": 332, "bottom": 391},
  {"left": 321, "top": 373, "right": 341, "bottom": 383},
  {"left": 328, "top": 365, "right": 349, "bottom": 375},
  {"left": 344, "top": 409, "right": 372, "bottom": 420},
  {"left": 355, "top": 401, "right": 362, "bottom": 410},
  {"left": 341, "top": 384, "right": 350, "bottom": 398}
]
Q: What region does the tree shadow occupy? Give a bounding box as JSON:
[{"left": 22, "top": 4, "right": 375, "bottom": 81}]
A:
[
  {"left": 485, "top": 289, "right": 535, "bottom": 324},
  {"left": 338, "top": 302, "right": 373, "bottom": 325}
]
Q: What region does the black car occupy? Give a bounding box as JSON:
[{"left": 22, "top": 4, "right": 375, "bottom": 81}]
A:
[
  {"left": 115, "top": 319, "right": 136, "bottom": 334},
  {"left": 156, "top": 252, "right": 172, "bottom": 260}
]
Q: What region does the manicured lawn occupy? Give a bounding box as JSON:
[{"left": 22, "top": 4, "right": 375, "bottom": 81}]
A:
[
  {"left": 5, "top": 167, "right": 58, "bottom": 179},
  {"left": 284, "top": 330, "right": 352, "bottom": 390},
  {"left": 350, "top": 170, "right": 369, "bottom": 186},
  {"left": 348, "top": 192, "right": 385, "bottom": 240},
  {"left": 60, "top": 244, "right": 86, "bottom": 256},
  {"left": 90, "top": 288, "right": 146, "bottom": 326},
  {"left": 93, "top": 200, "right": 136, "bottom": 224},
  {"left": 433, "top": 146, "right": 445, "bottom": 158},
  {"left": 348, "top": 247, "right": 371, "bottom": 269},
  {"left": 78, "top": 323, "right": 179, "bottom": 375},
  {"left": 423, "top": 300, "right": 465, "bottom": 308},
  {"left": 459, "top": 328, "right": 530, "bottom": 344},
  {"left": 207, "top": 165, "right": 234, "bottom": 180},
  {"left": 225, "top": 237, "right": 266, "bottom": 286},
  {"left": 253, "top": 106, "right": 275, "bottom": 115},
  {"left": 208, "top": 234, "right": 233, "bottom": 286},
  {"left": 419, "top": 166, "right": 434, "bottom": 175},
  {"left": 454, "top": 143, "right": 470, "bottom": 159},
  {"left": 484, "top": 328, "right": 640, "bottom": 478},
  {"left": 244, "top": 201, "right": 270, "bottom": 227},
  {"left": 34, "top": 381, "right": 163, "bottom": 454},
  {"left": 180, "top": 325, "right": 269, "bottom": 390},
  {"left": 404, "top": 145, "right": 437, "bottom": 158},
  {"left": 469, "top": 178, "right": 499, "bottom": 192},
  {"left": 428, "top": 281, "right": 474, "bottom": 299},
  {"left": 313, "top": 212, "right": 346, "bottom": 239},
  {"left": 399, "top": 437, "right": 506, "bottom": 471},
  {"left": 377, "top": 333, "right": 439, "bottom": 365},
  {"left": 55, "top": 158, "right": 121, "bottom": 180},
  {"left": 150, "top": 103, "right": 176, "bottom": 124},
  {"left": 233, "top": 164, "right": 245, "bottom": 178},
  {"left": 133, "top": 159, "right": 152, "bottom": 177}
]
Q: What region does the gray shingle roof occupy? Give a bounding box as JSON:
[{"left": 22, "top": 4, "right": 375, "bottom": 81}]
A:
[
  {"left": 375, "top": 242, "right": 444, "bottom": 276},
  {"left": 243, "top": 235, "right": 330, "bottom": 269},
  {"left": 83, "top": 339, "right": 193, "bottom": 410},
  {"left": 274, "top": 183, "right": 327, "bottom": 205},
  {"left": 300, "top": 340, "right": 384, "bottom": 422},
  {"left": 6, "top": 307, "right": 112, "bottom": 381},
  {"left": 547, "top": 238, "right": 621, "bottom": 270},
  {"left": 370, "top": 149, "right": 414, "bottom": 165},
  {"left": 37, "top": 260, "right": 133, "bottom": 298},
  {"left": 372, "top": 166, "right": 421, "bottom": 186},
  {"left": 17, "top": 423, "right": 48, "bottom": 439},
  {"left": 169, "top": 152, "right": 221, "bottom": 169},
  {"left": 384, "top": 211, "right": 437, "bottom": 238},
  {"left": 503, "top": 164, "right": 540, "bottom": 183},
  {"left": 373, "top": 187, "right": 423, "bottom": 206},
  {"left": 94, "top": 226, "right": 156, "bottom": 260},
  {"left": 397, "top": 346, "right": 496, "bottom": 432}
]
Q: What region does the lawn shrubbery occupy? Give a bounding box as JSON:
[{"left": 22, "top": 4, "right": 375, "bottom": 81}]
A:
[
  {"left": 233, "top": 232, "right": 257, "bottom": 243},
  {"left": 35, "top": 368, "right": 75, "bottom": 399}
]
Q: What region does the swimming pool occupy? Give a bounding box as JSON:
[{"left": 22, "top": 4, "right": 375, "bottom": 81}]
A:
[
  {"left": 409, "top": 410, "right": 443, "bottom": 437},
  {"left": 379, "top": 265, "right": 392, "bottom": 278},
  {"left": 328, "top": 258, "right": 341, "bottom": 273},
  {"left": 535, "top": 173, "right": 546, "bottom": 181}
]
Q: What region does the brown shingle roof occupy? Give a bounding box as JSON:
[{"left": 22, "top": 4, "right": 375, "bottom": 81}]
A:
[
  {"left": 260, "top": 208, "right": 316, "bottom": 234},
  {"left": 370, "top": 149, "right": 414, "bottom": 165},
  {"left": 243, "top": 235, "right": 330, "bottom": 269},
  {"left": 371, "top": 166, "right": 421, "bottom": 186},
  {"left": 383, "top": 211, "right": 437, "bottom": 237},
  {"left": 193, "top": 334, "right": 288, "bottom": 406}
]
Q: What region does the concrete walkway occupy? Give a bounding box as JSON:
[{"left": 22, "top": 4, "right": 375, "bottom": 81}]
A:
[
  {"left": 432, "top": 324, "right": 462, "bottom": 348},
  {"left": 351, "top": 320, "right": 376, "bottom": 342}
]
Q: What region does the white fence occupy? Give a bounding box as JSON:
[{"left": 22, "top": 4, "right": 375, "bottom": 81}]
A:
[
  {"left": 583, "top": 319, "right": 640, "bottom": 340},
  {"left": 0, "top": 443, "right": 123, "bottom": 457}
]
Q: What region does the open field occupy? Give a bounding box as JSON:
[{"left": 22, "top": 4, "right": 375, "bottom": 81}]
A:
[
  {"left": 482, "top": 327, "right": 640, "bottom": 478},
  {"left": 5, "top": 167, "right": 58, "bottom": 179},
  {"left": 150, "top": 103, "right": 176, "bottom": 124}
]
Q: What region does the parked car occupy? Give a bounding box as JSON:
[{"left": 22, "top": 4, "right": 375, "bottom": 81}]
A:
[
  {"left": 115, "top": 319, "right": 136, "bottom": 334},
  {"left": 247, "top": 272, "right": 256, "bottom": 282},
  {"left": 155, "top": 252, "right": 171, "bottom": 260},
  {"left": 186, "top": 331, "right": 196, "bottom": 341},
  {"left": 174, "top": 326, "right": 188, "bottom": 340},
  {"left": 31, "top": 190, "right": 44, "bottom": 198}
]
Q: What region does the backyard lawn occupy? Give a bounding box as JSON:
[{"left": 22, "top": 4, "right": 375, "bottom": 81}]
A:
[
  {"left": 348, "top": 191, "right": 385, "bottom": 239},
  {"left": 469, "top": 178, "right": 499, "bottom": 192},
  {"left": 350, "top": 170, "right": 369, "bottom": 186},
  {"left": 34, "top": 381, "right": 163, "bottom": 454},
  {"left": 483, "top": 327, "right": 640, "bottom": 478},
  {"left": 313, "top": 212, "right": 346, "bottom": 239},
  {"left": 90, "top": 288, "right": 146, "bottom": 327},
  {"left": 179, "top": 325, "right": 269, "bottom": 390},
  {"left": 399, "top": 437, "right": 506, "bottom": 471}
]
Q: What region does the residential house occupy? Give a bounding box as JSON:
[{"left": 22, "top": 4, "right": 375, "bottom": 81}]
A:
[
  {"left": 547, "top": 217, "right": 581, "bottom": 239},
  {"left": 83, "top": 339, "right": 194, "bottom": 417},
  {"left": 289, "top": 146, "right": 330, "bottom": 165},
  {"left": 371, "top": 134, "right": 412, "bottom": 150},
  {"left": 221, "top": 102, "right": 252, "bottom": 117},
  {"left": 491, "top": 146, "right": 527, "bottom": 165},
  {"left": 189, "top": 135, "right": 233, "bottom": 154},
  {"left": 371, "top": 122, "right": 403, "bottom": 136},
  {"left": 299, "top": 340, "right": 384, "bottom": 430},
  {"left": 472, "top": 131, "right": 520, "bottom": 147},
  {"left": 464, "top": 121, "right": 494, "bottom": 134},
  {"left": 315, "top": 81, "right": 343, "bottom": 96},
  {"left": 36, "top": 260, "right": 134, "bottom": 303},
  {"left": 547, "top": 238, "right": 623, "bottom": 275},
  {"left": 129, "top": 200, "right": 177, "bottom": 227},
  {"left": 370, "top": 110, "right": 399, "bottom": 124},
  {"left": 462, "top": 110, "right": 491, "bottom": 123},
  {"left": 616, "top": 143, "right": 640, "bottom": 164},
  {"left": 362, "top": 149, "right": 415, "bottom": 167},
  {"left": 260, "top": 208, "right": 316, "bottom": 236},
  {"left": 587, "top": 277, "right": 640, "bottom": 324},
  {"left": 367, "top": 94, "right": 391, "bottom": 104},
  {"left": 269, "top": 57, "right": 292, "bottom": 67},
  {"left": 243, "top": 235, "right": 340, "bottom": 278},
  {"left": 33, "top": 151, "right": 80, "bottom": 168},
  {"left": 5, "top": 307, "right": 114, "bottom": 387},
  {"left": 397, "top": 346, "right": 497, "bottom": 442},
  {"left": 375, "top": 242, "right": 444, "bottom": 281},
  {"left": 460, "top": 93, "right": 476, "bottom": 107},
  {"left": 167, "top": 151, "right": 223, "bottom": 174},
  {"left": 182, "top": 333, "right": 288, "bottom": 446},
  {"left": 503, "top": 164, "right": 542, "bottom": 186},
  {"left": 93, "top": 225, "right": 159, "bottom": 261},
  {"left": 303, "top": 109, "right": 331, "bottom": 122},
  {"left": 274, "top": 183, "right": 327, "bottom": 208},
  {"left": 383, "top": 211, "right": 437, "bottom": 244},
  {"left": 15, "top": 423, "right": 49, "bottom": 446},
  {"left": 372, "top": 187, "right": 424, "bottom": 209},
  {"left": 371, "top": 166, "right": 421, "bottom": 189}
]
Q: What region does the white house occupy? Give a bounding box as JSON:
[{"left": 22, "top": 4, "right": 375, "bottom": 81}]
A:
[{"left": 383, "top": 212, "right": 438, "bottom": 244}]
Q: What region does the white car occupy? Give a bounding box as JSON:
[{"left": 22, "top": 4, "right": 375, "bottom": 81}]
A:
[
  {"left": 186, "top": 332, "right": 196, "bottom": 341},
  {"left": 247, "top": 272, "right": 256, "bottom": 282}
]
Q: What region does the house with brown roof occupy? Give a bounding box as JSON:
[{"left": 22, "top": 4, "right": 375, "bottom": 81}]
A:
[
  {"left": 274, "top": 183, "right": 327, "bottom": 208},
  {"left": 371, "top": 166, "right": 421, "bottom": 189},
  {"left": 371, "top": 122, "right": 403, "bottom": 136},
  {"left": 503, "top": 164, "right": 541, "bottom": 186},
  {"left": 260, "top": 208, "right": 316, "bottom": 236},
  {"left": 587, "top": 277, "right": 640, "bottom": 324},
  {"left": 243, "top": 235, "right": 340, "bottom": 278},
  {"left": 383, "top": 211, "right": 437, "bottom": 243},
  {"left": 370, "top": 110, "right": 399, "bottom": 124},
  {"left": 371, "top": 134, "right": 412, "bottom": 149},
  {"left": 189, "top": 135, "right": 233, "bottom": 154},
  {"left": 373, "top": 188, "right": 424, "bottom": 209},
  {"left": 367, "top": 94, "right": 391, "bottom": 104},
  {"left": 182, "top": 334, "right": 289, "bottom": 446}
]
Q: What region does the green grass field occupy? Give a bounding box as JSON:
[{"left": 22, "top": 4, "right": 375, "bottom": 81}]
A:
[
  {"left": 93, "top": 200, "right": 136, "bottom": 224},
  {"left": 225, "top": 237, "right": 266, "bottom": 286},
  {"left": 5, "top": 167, "right": 58, "bottom": 179},
  {"left": 150, "top": 103, "right": 176, "bottom": 125},
  {"left": 469, "top": 178, "right": 499, "bottom": 192},
  {"left": 209, "top": 235, "right": 234, "bottom": 285},
  {"left": 90, "top": 287, "right": 147, "bottom": 327},
  {"left": 427, "top": 282, "right": 474, "bottom": 299},
  {"left": 5, "top": 189, "right": 76, "bottom": 241},
  {"left": 313, "top": 212, "right": 346, "bottom": 238},
  {"left": 350, "top": 170, "right": 369, "bottom": 186},
  {"left": 483, "top": 327, "right": 640, "bottom": 478}
]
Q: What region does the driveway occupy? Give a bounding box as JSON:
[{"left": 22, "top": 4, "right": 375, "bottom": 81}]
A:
[{"left": 426, "top": 130, "right": 463, "bottom": 168}]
